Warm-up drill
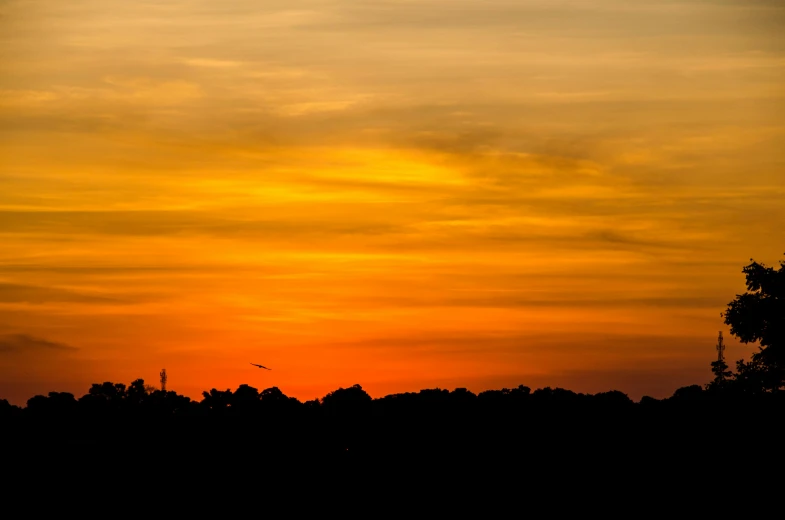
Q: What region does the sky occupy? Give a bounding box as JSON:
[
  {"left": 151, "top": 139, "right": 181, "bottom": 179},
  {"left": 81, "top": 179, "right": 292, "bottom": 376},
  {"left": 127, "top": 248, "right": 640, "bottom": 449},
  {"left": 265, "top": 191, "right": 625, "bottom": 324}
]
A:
[{"left": 1, "top": 0, "right": 784, "bottom": 405}]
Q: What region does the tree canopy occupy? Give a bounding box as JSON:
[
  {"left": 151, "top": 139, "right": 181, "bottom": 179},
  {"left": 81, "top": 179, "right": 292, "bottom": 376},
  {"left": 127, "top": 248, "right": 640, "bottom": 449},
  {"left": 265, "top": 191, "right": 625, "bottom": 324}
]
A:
[
  {"left": 722, "top": 254, "right": 785, "bottom": 391},
  {"left": 724, "top": 256, "right": 785, "bottom": 360}
]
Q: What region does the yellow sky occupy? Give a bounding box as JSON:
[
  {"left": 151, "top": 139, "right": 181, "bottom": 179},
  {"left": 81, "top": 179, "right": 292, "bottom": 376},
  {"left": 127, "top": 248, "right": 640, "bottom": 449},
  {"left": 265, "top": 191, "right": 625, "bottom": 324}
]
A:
[{"left": 1, "top": 0, "right": 784, "bottom": 404}]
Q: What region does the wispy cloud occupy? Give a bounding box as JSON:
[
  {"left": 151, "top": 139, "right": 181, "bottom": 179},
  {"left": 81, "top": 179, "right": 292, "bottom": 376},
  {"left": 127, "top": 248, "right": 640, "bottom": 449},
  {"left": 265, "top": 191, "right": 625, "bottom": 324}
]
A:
[
  {"left": 0, "top": 283, "right": 123, "bottom": 304},
  {"left": 0, "top": 334, "right": 77, "bottom": 353}
]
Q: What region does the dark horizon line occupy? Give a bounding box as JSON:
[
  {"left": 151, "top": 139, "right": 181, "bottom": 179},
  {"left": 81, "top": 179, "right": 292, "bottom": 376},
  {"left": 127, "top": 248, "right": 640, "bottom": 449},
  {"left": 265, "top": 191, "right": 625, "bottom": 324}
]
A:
[{"left": 3, "top": 378, "right": 713, "bottom": 409}]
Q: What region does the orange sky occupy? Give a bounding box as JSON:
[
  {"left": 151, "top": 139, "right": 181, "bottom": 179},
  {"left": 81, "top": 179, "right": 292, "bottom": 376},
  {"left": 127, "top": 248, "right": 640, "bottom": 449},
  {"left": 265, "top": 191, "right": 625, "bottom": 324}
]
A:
[{"left": 1, "top": 0, "right": 784, "bottom": 405}]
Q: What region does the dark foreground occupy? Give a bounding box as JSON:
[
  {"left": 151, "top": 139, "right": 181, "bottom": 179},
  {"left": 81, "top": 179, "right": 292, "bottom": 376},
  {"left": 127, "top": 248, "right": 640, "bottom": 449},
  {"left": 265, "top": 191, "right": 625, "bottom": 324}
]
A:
[{"left": 4, "top": 383, "right": 784, "bottom": 493}]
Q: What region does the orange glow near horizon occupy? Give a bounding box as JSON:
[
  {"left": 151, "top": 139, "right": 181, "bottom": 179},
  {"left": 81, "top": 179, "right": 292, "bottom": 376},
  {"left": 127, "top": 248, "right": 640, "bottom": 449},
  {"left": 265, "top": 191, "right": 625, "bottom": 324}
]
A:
[{"left": 1, "top": 0, "right": 784, "bottom": 405}]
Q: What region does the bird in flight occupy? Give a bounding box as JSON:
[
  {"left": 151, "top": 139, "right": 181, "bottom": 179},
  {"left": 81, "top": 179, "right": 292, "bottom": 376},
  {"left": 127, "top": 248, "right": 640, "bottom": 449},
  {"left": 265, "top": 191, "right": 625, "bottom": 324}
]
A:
[{"left": 250, "top": 363, "right": 271, "bottom": 370}]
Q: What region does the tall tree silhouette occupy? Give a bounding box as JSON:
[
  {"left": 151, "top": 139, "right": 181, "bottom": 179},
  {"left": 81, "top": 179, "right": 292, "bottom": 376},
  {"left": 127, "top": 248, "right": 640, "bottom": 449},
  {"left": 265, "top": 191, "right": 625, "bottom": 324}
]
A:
[{"left": 724, "top": 254, "right": 785, "bottom": 391}]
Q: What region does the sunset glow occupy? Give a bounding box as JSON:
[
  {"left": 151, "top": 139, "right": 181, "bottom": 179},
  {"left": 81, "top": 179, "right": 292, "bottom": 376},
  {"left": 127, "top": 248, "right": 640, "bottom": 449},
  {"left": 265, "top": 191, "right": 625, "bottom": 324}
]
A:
[{"left": 1, "top": 0, "right": 784, "bottom": 404}]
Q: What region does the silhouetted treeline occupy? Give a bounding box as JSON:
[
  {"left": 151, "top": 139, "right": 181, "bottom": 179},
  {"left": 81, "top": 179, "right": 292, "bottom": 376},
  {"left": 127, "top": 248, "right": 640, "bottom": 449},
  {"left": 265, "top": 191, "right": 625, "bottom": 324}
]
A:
[
  {"left": 3, "top": 379, "right": 781, "bottom": 508},
  {"left": 5, "top": 372, "right": 783, "bottom": 421},
  {"left": 3, "top": 378, "right": 783, "bottom": 463},
  {"left": 4, "top": 378, "right": 785, "bottom": 501}
]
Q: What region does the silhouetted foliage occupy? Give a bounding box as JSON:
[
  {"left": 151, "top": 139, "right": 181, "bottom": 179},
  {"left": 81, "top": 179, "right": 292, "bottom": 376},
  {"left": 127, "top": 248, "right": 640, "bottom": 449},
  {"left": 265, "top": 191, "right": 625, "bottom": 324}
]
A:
[
  {"left": 593, "top": 390, "right": 633, "bottom": 406},
  {"left": 670, "top": 385, "right": 704, "bottom": 402},
  {"left": 0, "top": 398, "right": 21, "bottom": 418},
  {"left": 639, "top": 395, "right": 661, "bottom": 407},
  {"left": 709, "top": 359, "right": 732, "bottom": 387},
  {"left": 127, "top": 378, "right": 147, "bottom": 405},
  {"left": 26, "top": 392, "right": 77, "bottom": 416},
  {"left": 723, "top": 254, "right": 785, "bottom": 391},
  {"left": 201, "top": 388, "right": 233, "bottom": 414},
  {"left": 4, "top": 374, "right": 785, "bottom": 490},
  {"left": 321, "top": 384, "right": 372, "bottom": 418}
]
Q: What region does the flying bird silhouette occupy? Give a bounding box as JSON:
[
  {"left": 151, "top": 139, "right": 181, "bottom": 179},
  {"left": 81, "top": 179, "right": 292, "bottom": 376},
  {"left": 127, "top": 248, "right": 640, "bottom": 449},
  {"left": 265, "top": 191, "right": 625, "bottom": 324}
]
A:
[{"left": 250, "top": 363, "right": 271, "bottom": 370}]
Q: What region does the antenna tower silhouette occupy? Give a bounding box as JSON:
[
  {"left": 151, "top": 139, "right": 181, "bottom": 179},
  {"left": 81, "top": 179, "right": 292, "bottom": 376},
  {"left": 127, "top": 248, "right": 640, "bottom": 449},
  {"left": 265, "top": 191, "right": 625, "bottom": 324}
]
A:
[
  {"left": 716, "top": 331, "right": 725, "bottom": 364},
  {"left": 160, "top": 368, "right": 167, "bottom": 392}
]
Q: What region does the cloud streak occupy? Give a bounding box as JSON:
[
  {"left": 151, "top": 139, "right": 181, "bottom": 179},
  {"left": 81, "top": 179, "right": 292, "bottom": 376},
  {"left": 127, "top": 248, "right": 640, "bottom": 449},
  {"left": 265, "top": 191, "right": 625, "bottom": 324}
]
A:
[
  {"left": 0, "top": 283, "right": 123, "bottom": 304},
  {"left": 0, "top": 334, "right": 77, "bottom": 354}
]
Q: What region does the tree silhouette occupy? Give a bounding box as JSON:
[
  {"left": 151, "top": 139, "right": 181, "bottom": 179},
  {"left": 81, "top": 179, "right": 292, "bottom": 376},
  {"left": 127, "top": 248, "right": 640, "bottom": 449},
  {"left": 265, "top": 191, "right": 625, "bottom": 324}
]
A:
[
  {"left": 321, "top": 384, "right": 372, "bottom": 418},
  {"left": 709, "top": 359, "right": 732, "bottom": 389},
  {"left": 127, "top": 379, "right": 147, "bottom": 405},
  {"left": 26, "top": 392, "right": 77, "bottom": 415},
  {"left": 200, "top": 388, "right": 233, "bottom": 414},
  {"left": 0, "top": 398, "right": 20, "bottom": 418},
  {"left": 232, "top": 384, "right": 261, "bottom": 413},
  {"left": 724, "top": 254, "right": 785, "bottom": 391},
  {"left": 670, "top": 384, "right": 704, "bottom": 402}
]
